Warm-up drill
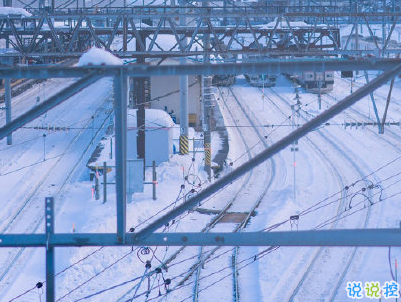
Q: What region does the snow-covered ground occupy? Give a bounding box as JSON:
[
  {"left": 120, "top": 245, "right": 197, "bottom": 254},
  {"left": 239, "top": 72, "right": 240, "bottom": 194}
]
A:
[{"left": 2, "top": 68, "right": 401, "bottom": 302}]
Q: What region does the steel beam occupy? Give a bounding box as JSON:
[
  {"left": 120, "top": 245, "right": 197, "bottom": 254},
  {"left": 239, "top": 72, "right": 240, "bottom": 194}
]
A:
[
  {"left": 0, "top": 73, "right": 103, "bottom": 141},
  {"left": 3, "top": 229, "right": 401, "bottom": 247},
  {"left": 134, "top": 63, "right": 401, "bottom": 240},
  {"left": 11, "top": 10, "right": 401, "bottom": 19},
  {"left": 5, "top": 49, "right": 401, "bottom": 59},
  {"left": 364, "top": 71, "right": 382, "bottom": 133},
  {"left": 0, "top": 59, "right": 399, "bottom": 80}
]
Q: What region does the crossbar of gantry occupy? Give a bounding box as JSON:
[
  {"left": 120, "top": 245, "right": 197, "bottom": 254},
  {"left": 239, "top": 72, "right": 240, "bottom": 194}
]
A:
[
  {"left": 2, "top": 230, "right": 401, "bottom": 247},
  {"left": 10, "top": 10, "right": 401, "bottom": 18},
  {"left": 0, "top": 50, "right": 394, "bottom": 59},
  {"left": 0, "top": 15, "right": 340, "bottom": 59},
  {"left": 0, "top": 59, "right": 399, "bottom": 79}
]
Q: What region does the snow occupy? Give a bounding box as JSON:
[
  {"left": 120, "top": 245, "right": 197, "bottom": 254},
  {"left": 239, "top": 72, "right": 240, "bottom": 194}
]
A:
[
  {"left": 0, "top": 7, "right": 31, "bottom": 17},
  {"left": 260, "top": 18, "right": 324, "bottom": 29},
  {"left": 4, "top": 43, "right": 401, "bottom": 302},
  {"left": 77, "top": 47, "right": 123, "bottom": 66}
]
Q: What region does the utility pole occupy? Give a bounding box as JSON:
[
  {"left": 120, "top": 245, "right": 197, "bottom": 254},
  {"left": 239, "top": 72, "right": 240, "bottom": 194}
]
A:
[{"left": 179, "top": 0, "right": 189, "bottom": 155}]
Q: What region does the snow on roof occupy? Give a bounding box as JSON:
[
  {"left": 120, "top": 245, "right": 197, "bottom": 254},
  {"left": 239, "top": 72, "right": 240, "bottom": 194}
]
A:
[
  {"left": 260, "top": 17, "right": 324, "bottom": 29},
  {"left": 0, "top": 7, "right": 31, "bottom": 17},
  {"left": 128, "top": 109, "right": 175, "bottom": 129},
  {"left": 77, "top": 47, "right": 123, "bottom": 66}
]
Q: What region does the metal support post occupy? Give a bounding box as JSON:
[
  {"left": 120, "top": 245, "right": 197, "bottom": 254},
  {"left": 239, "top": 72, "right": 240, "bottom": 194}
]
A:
[
  {"left": 110, "top": 137, "right": 113, "bottom": 159},
  {"left": 114, "top": 72, "right": 127, "bottom": 243},
  {"left": 137, "top": 78, "right": 145, "bottom": 160},
  {"left": 364, "top": 71, "right": 382, "bottom": 133},
  {"left": 179, "top": 0, "right": 189, "bottom": 155},
  {"left": 95, "top": 169, "right": 100, "bottom": 200},
  {"left": 135, "top": 34, "right": 146, "bottom": 161},
  {"left": 203, "top": 6, "right": 212, "bottom": 181},
  {"left": 318, "top": 80, "right": 322, "bottom": 110},
  {"left": 152, "top": 160, "right": 157, "bottom": 200},
  {"left": 381, "top": 78, "right": 394, "bottom": 134},
  {"left": 43, "top": 133, "right": 46, "bottom": 161},
  {"left": 192, "top": 137, "right": 196, "bottom": 159},
  {"left": 223, "top": 0, "right": 227, "bottom": 26},
  {"left": 203, "top": 76, "right": 212, "bottom": 182},
  {"left": 103, "top": 162, "right": 107, "bottom": 204},
  {"left": 5, "top": 79, "right": 12, "bottom": 145},
  {"left": 45, "top": 197, "right": 55, "bottom": 302}
]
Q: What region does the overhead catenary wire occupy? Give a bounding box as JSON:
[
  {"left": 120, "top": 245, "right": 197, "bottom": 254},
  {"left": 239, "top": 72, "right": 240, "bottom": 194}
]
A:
[
  {"left": 56, "top": 247, "right": 139, "bottom": 301},
  {"left": 51, "top": 171, "right": 401, "bottom": 302},
  {"left": 137, "top": 187, "right": 401, "bottom": 302},
  {"left": 32, "top": 150, "right": 401, "bottom": 301},
  {"left": 10, "top": 83, "right": 401, "bottom": 302},
  {"left": 72, "top": 83, "right": 401, "bottom": 302},
  {"left": 62, "top": 166, "right": 202, "bottom": 301},
  {"left": 143, "top": 170, "right": 401, "bottom": 299}
]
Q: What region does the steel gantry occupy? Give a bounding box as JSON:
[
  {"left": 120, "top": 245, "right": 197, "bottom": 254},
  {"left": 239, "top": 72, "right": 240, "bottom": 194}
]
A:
[
  {"left": 0, "top": 9, "right": 343, "bottom": 60},
  {"left": 1, "top": 59, "right": 401, "bottom": 301},
  {"left": 3, "top": 9, "right": 401, "bottom": 60}
]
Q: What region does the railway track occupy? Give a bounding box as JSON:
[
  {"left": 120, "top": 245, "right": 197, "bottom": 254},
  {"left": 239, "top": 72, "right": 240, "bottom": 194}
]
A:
[
  {"left": 159, "top": 82, "right": 358, "bottom": 302},
  {"left": 92, "top": 77, "right": 399, "bottom": 302},
  {"left": 189, "top": 86, "right": 275, "bottom": 302},
  {"left": 265, "top": 86, "right": 374, "bottom": 302},
  {"left": 117, "top": 84, "right": 277, "bottom": 302},
  {"left": 0, "top": 59, "right": 76, "bottom": 104},
  {"left": 225, "top": 86, "right": 277, "bottom": 302},
  {"left": 320, "top": 82, "right": 401, "bottom": 300},
  {"left": 117, "top": 109, "right": 255, "bottom": 301},
  {"left": 0, "top": 81, "right": 113, "bottom": 301}
]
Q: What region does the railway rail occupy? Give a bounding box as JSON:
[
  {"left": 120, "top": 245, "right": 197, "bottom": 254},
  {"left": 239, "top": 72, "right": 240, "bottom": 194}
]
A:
[
  {"left": 116, "top": 82, "right": 278, "bottom": 302},
  {"left": 265, "top": 86, "right": 374, "bottom": 302},
  {"left": 0, "top": 81, "right": 113, "bottom": 301}
]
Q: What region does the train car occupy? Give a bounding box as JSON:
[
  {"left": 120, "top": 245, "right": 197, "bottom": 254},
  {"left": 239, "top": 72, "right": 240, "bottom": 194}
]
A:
[
  {"left": 294, "top": 71, "right": 334, "bottom": 94},
  {"left": 212, "top": 75, "right": 236, "bottom": 86},
  {"left": 244, "top": 73, "right": 276, "bottom": 87},
  {"left": 243, "top": 52, "right": 277, "bottom": 87}
]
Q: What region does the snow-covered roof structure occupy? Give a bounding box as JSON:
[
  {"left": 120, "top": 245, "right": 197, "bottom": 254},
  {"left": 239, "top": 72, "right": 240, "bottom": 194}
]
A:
[
  {"left": 0, "top": 7, "right": 31, "bottom": 17},
  {"left": 260, "top": 17, "right": 325, "bottom": 29},
  {"left": 77, "top": 47, "right": 123, "bottom": 66}
]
